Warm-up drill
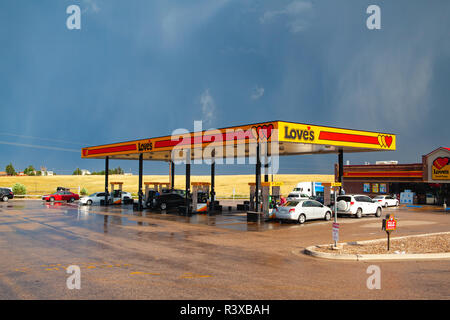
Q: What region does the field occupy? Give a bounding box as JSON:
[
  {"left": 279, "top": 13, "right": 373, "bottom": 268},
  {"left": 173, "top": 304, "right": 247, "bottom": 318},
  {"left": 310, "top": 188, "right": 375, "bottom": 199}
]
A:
[{"left": 0, "top": 174, "right": 335, "bottom": 198}]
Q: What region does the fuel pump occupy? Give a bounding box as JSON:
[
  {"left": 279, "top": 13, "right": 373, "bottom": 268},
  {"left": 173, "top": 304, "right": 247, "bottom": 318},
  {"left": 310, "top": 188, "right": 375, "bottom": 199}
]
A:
[
  {"left": 261, "top": 182, "right": 283, "bottom": 219},
  {"left": 109, "top": 182, "right": 123, "bottom": 205}
]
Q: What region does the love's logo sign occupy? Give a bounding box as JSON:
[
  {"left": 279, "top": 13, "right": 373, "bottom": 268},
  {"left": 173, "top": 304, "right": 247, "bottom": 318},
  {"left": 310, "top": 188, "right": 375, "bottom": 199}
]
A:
[
  {"left": 251, "top": 124, "right": 274, "bottom": 142},
  {"left": 377, "top": 135, "right": 393, "bottom": 148},
  {"left": 433, "top": 157, "right": 450, "bottom": 170}
]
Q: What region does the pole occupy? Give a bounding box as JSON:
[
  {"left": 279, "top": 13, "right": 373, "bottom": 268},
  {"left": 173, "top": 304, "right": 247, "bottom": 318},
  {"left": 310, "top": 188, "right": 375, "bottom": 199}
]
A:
[
  {"left": 333, "top": 188, "right": 337, "bottom": 248},
  {"left": 210, "top": 157, "right": 215, "bottom": 212},
  {"left": 387, "top": 231, "right": 390, "bottom": 251},
  {"left": 255, "top": 142, "right": 261, "bottom": 212},
  {"left": 169, "top": 160, "right": 175, "bottom": 191},
  {"left": 338, "top": 149, "right": 344, "bottom": 195},
  {"left": 138, "top": 153, "right": 143, "bottom": 211},
  {"left": 104, "top": 156, "right": 109, "bottom": 206},
  {"left": 185, "top": 150, "right": 191, "bottom": 216}
]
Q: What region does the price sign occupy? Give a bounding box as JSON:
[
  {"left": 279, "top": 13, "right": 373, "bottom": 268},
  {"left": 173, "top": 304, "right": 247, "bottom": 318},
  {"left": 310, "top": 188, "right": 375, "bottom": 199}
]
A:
[
  {"left": 382, "top": 214, "right": 397, "bottom": 250},
  {"left": 332, "top": 222, "right": 339, "bottom": 242}
]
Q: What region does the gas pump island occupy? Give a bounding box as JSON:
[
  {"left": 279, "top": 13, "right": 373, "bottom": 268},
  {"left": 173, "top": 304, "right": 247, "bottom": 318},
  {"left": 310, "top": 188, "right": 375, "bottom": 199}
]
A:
[{"left": 81, "top": 121, "right": 396, "bottom": 215}]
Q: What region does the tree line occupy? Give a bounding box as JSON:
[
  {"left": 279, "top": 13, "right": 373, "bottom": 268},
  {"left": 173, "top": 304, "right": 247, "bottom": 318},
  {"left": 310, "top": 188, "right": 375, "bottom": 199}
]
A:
[
  {"left": 4, "top": 163, "right": 40, "bottom": 176},
  {"left": 3, "top": 163, "right": 125, "bottom": 176},
  {"left": 72, "top": 167, "right": 125, "bottom": 175}
]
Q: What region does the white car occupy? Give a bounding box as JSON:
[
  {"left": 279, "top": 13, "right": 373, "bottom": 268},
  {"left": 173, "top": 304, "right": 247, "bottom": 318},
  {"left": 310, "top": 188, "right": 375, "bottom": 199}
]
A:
[
  {"left": 373, "top": 195, "right": 399, "bottom": 208},
  {"left": 286, "top": 193, "right": 310, "bottom": 201},
  {"left": 275, "top": 199, "right": 332, "bottom": 224},
  {"left": 80, "top": 191, "right": 133, "bottom": 205},
  {"left": 336, "top": 195, "right": 382, "bottom": 218},
  {"left": 80, "top": 192, "right": 108, "bottom": 205}
]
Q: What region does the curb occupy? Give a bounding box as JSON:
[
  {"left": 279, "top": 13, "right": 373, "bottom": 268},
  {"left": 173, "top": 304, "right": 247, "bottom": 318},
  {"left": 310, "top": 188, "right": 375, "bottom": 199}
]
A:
[{"left": 302, "top": 232, "right": 450, "bottom": 261}]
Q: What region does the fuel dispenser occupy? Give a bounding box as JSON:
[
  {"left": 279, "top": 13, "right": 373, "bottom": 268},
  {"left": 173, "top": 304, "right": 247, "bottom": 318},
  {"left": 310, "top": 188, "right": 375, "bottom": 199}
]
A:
[
  {"left": 191, "top": 182, "right": 210, "bottom": 213},
  {"left": 144, "top": 182, "right": 170, "bottom": 208},
  {"left": 109, "top": 182, "right": 124, "bottom": 205},
  {"left": 261, "top": 182, "right": 283, "bottom": 219}
]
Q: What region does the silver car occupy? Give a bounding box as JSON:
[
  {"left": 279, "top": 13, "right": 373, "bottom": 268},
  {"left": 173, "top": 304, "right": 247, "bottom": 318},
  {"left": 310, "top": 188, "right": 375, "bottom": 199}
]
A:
[{"left": 275, "top": 199, "right": 332, "bottom": 224}]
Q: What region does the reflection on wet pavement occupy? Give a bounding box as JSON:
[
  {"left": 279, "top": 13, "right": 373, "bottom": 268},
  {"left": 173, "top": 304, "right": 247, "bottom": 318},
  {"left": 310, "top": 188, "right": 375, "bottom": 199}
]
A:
[{"left": 0, "top": 200, "right": 303, "bottom": 234}]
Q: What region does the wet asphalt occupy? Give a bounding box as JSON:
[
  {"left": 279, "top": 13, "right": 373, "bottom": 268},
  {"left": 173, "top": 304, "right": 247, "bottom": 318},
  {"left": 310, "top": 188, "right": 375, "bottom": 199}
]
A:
[{"left": 0, "top": 199, "right": 449, "bottom": 299}]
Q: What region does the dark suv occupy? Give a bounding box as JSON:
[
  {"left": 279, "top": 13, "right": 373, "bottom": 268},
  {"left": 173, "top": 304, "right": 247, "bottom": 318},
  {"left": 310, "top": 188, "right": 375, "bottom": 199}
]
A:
[
  {"left": 0, "top": 188, "right": 14, "bottom": 202},
  {"left": 154, "top": 193, "right": 186, "bottom": 210}
]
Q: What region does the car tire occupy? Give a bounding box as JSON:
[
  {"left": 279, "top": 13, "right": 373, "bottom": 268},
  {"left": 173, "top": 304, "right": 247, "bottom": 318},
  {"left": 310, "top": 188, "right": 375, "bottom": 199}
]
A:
[
  {"left": 356, "top": 208, "right": 363, "bottom": 219},
  {"left": 298, "top": 214, "right": 306, "bottom": 224},
  {"left": 49, "top": 197, "right": 55, "bottom": 202},
  {"left": 324, "top": 211, "right": 331, "bottom": 221},
  {"left": 160, "top": 203, "right": 167, "bottom": 210},
  {"left": 384, "top": 202, "right": 388, "bottom": 208},
  {"left": 2, "top": 196, "right": 8, "bottom": 202},
  {"left": 87, "top": 200, "right": 93, "bottom": 205},
  {"left": 69, "top": 197, "right": 75, "bottom": 203},
  {"left": 375, "top": 207, "right": 382, "bottom": 217},
  {"left": 396, "top": 201, "right": 399, "bottom": 207}
]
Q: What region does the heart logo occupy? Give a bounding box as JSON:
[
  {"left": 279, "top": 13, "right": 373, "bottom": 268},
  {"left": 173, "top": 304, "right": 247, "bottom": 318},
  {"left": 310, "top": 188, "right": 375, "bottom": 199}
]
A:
[
  {"left": 307, "top": 126, "right": 311, "bottom": 131},
  {"left": 433, "top": 157, "right": 450, "bottom": 170},
  {"left": 377, "top": 135, "right": 393, "bottom": 148},
  {"left": 385, "top": 136, "right": 393, "bottom": 148},
  {"left": 251, "top": 127, "right": 259, "bottom": 140},
  {"left": 251, "top": 124, "right": 274, "bottom": 141}
]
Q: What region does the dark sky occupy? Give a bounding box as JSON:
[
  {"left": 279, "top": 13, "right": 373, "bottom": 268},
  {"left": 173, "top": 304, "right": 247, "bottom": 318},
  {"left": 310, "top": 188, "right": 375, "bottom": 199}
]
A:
[{"left": 0, "top": 0, "right": 449, "bottom": 175}]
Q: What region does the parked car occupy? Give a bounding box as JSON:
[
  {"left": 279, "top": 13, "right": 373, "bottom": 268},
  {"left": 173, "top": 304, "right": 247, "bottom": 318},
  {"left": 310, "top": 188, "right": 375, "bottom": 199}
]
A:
[
  {"left": 336, "top": 195, "right": 382, "bottom": 218},
  {"left": 80, "top": 191, "right": 133, "bottom": 205},
  {"left": 161, "top": 188, "right": 186, "bottom": 197},
  {"left": 42, "top": 191, "right": 80, "bottom": 203},
  {"left": 373, "top": 195, "right": 399, "bottom": 208},
  {"left": 275, "top": 199, "right": 332, "bottom": 224},
  {"left": 286, "top": 193, "right": 310, "bottom": 201},
  {"left": 80, "top": 192, "right": 108, "bottom": 205},
  {"left": 153, "top": 193, "right": 186, "bottom": 210},
  {"left": 0, "top": 188, "right": 14, "bottom": 202}
]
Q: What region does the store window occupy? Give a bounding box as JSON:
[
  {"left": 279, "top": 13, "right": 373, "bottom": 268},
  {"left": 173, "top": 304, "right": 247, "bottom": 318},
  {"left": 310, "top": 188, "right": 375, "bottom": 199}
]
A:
[
  {"left": 363, "top": 183, "right": 370, "bottom": 193},
  {"left": 372, "top": 183, "right": 379, "bottom": 193},
  {"left": 380, "top": 183, "right": 386, "bottom": 194}
]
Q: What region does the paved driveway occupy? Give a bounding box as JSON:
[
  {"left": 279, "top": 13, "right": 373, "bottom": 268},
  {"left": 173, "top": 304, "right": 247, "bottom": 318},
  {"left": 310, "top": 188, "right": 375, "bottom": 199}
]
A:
[{"left": 0, "top": 200, "right": 449, "bottom": 299}]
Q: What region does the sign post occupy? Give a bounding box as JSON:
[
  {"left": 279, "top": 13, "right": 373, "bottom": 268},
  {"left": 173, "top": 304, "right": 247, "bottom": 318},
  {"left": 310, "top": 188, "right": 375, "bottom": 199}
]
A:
[
  {"left": 382, "top": 214, "right": 397, "bottom": 251},
  {"left": 331, "top": 182, "right": 341, "bottom": 247},
  {"left": 332, "top": 222, "right": 339, "bottom": 245}
]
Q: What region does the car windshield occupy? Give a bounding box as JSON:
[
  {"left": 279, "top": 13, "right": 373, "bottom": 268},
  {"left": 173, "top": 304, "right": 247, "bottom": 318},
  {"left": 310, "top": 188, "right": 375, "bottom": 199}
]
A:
[
  {"left": 283, "top": 201, "right": 299, "bottom": 207},
  {"left": 337, "top": 196, "right": 352, "bottom": 202},
  {"left": 373, "top": 196, "right": 383, "bottom": 199}
]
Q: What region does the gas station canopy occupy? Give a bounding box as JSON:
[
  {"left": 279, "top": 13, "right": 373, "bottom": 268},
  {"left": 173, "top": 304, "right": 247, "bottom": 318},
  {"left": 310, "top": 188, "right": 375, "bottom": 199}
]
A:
[{"left": 81, "top": 120, "right": 396, "bottom": 161}]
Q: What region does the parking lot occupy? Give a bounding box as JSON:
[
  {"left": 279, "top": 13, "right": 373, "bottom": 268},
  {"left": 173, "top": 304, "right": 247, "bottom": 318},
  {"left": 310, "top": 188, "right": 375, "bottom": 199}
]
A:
[{"left": 0, "top": 199, "right": 449, "bottom": 299}]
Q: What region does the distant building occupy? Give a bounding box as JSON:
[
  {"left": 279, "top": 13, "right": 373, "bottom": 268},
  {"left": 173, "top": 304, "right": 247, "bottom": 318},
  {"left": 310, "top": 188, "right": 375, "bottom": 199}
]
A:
[
  {"left": 336, "top": 147, "right": 450, "bottom": 205},
  {"left": 0, "top": 171, "right": 6, "bottom": 176}
]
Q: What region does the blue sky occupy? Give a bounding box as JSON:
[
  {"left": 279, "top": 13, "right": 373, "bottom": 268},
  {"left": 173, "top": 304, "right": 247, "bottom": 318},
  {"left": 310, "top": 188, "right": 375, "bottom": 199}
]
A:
[{"left": 0, "top": 0, "right": 449, "bottom": 175}]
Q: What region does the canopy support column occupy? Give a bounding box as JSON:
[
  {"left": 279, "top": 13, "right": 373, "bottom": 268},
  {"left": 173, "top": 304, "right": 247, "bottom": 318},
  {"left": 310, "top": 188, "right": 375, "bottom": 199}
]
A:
[
  {"left": 169, "top": 160, "right": 175, "bottom": 191},
  {"left": 338, "top": 149, "right": 344, "bottom": 195},
  {"left": 185, "top": 151, "right": 191, "bottom": 215},
  {"left": 255, "top": 143, "right": 261, "bottom": 212},
  {"left": 138, "top": 153, "right": 143, "bottom": 211},
  {"left": 104, "top": 156, "right": 109, "bottom": 206},
  {"left": 210, "top": 158, "right": 215, "bottom": 212}
]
